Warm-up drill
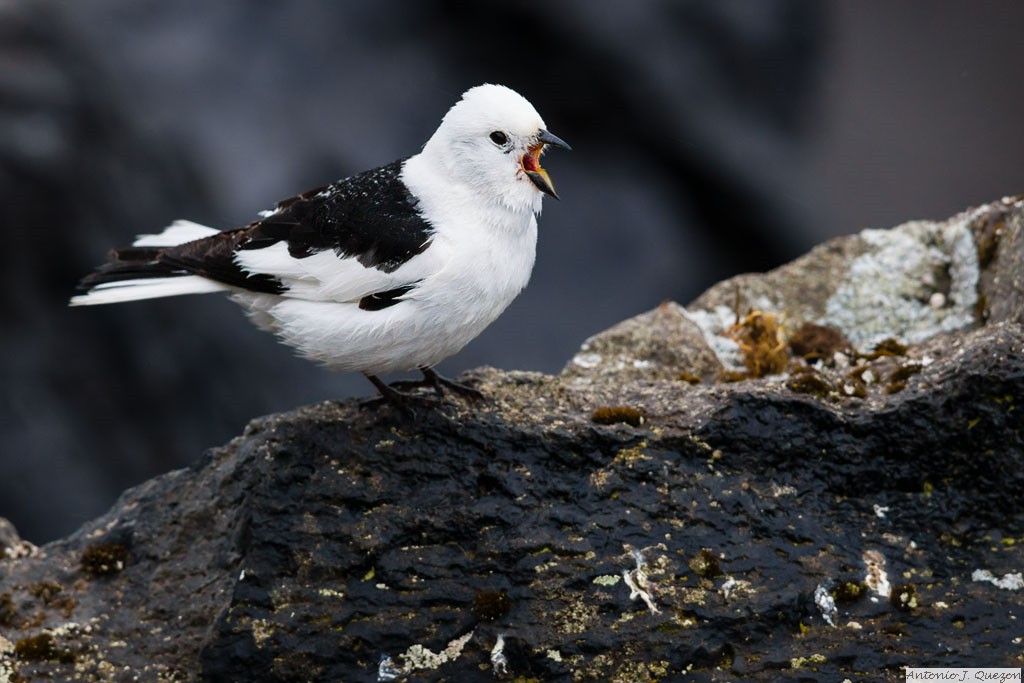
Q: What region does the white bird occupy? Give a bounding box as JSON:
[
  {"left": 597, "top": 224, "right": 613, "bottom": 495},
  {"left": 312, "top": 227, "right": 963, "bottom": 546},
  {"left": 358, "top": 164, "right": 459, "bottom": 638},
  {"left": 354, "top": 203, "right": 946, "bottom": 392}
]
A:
[{"left": 71, "top": 84, "right": 570, "bottom": 404}]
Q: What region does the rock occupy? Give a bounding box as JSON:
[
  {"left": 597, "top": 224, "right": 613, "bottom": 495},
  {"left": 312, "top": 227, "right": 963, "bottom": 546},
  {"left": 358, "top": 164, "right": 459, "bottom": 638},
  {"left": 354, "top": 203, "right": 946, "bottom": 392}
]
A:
[
  {"left": 690, "top": 195, "right": 1024, "bottom": 358},
  {"left": 563, "top": 301, "right": 723, "bottom": 385},
  {"left": 0, "top": 519, "right": 35, "bottom": 562},
  {"left": 2, "top": 198, "right": 1023, "bottom": 681}
]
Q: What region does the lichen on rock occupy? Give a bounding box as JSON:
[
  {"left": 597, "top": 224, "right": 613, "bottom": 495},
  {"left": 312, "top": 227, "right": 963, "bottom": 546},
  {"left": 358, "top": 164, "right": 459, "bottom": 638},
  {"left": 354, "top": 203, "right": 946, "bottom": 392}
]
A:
[{"left": 821, "top": 214, "right": 980, "bottom": 348}]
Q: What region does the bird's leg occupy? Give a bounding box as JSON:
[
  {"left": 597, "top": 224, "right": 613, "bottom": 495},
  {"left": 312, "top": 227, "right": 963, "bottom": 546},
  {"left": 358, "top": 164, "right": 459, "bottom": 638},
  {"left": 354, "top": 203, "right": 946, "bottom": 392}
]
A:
[
  {"left": 419, "top": 367, "right": 484, "bottom": 401},
  {"left": 388, "top": 373, "right": 437, "bottom": 393},
  {"left": 361, "top": 373, "right": 422, "bottom": 410},
  {"left": 373, "top": 368, "right": 484, "bottom": 402}
]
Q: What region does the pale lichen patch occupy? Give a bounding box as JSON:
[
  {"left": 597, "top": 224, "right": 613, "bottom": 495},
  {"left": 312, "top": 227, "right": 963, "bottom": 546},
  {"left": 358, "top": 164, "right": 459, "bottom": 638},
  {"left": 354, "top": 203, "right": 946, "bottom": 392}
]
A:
[
  {"left": 398, "top": 630, "right": 474, "bottom": 672},
  {"left": 972, "top": 569, "right": 1024, "bottom": 591},
  {"left": 863, "top": 549, "right": 891, "bottom": 599},
  {"left": 822, "top": 215, "right": 980, "bottom": 349}
]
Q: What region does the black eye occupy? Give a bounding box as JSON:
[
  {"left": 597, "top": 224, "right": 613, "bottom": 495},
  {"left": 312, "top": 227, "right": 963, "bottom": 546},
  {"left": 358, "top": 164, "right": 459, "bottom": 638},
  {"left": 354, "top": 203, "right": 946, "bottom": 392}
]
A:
[{"left": 489, "top": 131, "right": 508, "bottom": 146}]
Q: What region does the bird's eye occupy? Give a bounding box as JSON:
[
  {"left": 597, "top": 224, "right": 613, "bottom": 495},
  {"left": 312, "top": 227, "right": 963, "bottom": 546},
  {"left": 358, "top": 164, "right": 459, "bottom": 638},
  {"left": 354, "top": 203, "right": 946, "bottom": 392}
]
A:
[{"left": 489, "top": 131, "right": 508, "bottom": 146}]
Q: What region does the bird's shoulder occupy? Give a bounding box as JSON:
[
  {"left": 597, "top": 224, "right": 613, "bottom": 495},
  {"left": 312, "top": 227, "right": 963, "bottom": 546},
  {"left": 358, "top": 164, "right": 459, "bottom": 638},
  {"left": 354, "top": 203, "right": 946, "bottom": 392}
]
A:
[{"left": 240, "top": 158, "right": 434, "bottom": 273}]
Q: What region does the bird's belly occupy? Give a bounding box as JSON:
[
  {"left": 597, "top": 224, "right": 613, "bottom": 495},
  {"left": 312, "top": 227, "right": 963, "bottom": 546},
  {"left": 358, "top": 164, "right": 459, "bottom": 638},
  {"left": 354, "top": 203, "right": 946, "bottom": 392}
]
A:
[
  {"left": 236, "top": 222, "right": 536, "bottom": 375},
  {"left": 243, "top": 281, "right": 519, "bottom": 375}
]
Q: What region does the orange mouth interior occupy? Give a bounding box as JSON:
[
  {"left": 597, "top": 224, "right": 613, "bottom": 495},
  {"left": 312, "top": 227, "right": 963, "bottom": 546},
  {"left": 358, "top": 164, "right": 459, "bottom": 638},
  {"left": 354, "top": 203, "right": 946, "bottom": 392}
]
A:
[{"left": 521, "top": 145, "right": 543, "bottom": 173}]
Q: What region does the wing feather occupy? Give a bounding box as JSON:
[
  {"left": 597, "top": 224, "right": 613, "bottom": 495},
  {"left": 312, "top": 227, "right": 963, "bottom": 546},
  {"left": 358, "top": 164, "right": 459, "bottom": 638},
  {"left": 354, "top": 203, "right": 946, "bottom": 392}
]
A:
[{"left": 153, "top": 159, "right": 438, "bottom": 302}]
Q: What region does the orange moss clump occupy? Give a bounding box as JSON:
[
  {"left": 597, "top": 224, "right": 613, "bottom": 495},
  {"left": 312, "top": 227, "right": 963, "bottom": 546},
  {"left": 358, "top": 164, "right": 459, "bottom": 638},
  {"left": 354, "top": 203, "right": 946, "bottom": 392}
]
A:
[
  {"left": 727, "top": 311, "right": 788, "bottom": 378},
  {"left": 591, "top": 406, "right": 645, "bottom": 427},
  {"left": 788, "top": 322, "right": 851, "bottom": 361}
]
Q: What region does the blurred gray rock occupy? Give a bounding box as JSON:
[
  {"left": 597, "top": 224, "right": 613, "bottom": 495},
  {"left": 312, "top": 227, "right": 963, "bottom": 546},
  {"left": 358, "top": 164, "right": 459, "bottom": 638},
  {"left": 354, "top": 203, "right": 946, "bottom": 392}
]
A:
[{"left": 563, "top": 301, "right": 723, "bottom": 385}]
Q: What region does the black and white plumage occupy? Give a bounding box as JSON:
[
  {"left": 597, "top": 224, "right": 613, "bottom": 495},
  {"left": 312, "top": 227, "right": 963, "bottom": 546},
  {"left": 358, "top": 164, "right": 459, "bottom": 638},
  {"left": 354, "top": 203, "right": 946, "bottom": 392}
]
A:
[{"left": 71, "top": 84, "right": 570, "bottom": 402}]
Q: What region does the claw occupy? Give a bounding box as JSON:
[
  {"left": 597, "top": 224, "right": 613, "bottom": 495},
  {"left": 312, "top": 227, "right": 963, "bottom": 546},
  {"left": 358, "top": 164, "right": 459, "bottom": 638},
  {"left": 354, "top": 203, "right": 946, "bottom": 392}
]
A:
[
  {"left": 362, "top": 369, "right": 484, "bottom": 407},
  {"left": 420, "top": 367, "right": 485, "bottom": 402}
]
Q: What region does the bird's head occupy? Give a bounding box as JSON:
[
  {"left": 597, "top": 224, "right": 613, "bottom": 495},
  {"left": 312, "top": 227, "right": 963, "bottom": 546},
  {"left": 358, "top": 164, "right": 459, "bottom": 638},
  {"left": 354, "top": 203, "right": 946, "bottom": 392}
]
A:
[{"left": 422, "top": 84, "right": 571, "bottom": 213}]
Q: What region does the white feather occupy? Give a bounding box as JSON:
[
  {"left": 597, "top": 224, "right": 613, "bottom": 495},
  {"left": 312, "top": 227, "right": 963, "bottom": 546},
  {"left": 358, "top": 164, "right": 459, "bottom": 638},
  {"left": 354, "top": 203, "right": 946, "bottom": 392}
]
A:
[
  {"left": 133, "top": 220, "right": 219, "bottom": 247},
  {"left": 233, "top": 242, "right": 442, "bottom": 304},
  {"left": 70, "top": 276, "right": 227, "bottom": 306}
]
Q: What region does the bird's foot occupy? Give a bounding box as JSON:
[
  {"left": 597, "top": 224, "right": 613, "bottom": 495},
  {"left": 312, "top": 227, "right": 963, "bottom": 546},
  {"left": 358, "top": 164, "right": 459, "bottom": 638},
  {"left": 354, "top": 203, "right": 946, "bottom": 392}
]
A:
[
  {"left": 420, "top": 367, "right": 485, "bottom": 402},
  {"left": 360, "top": 374, "right": 438, "bottom": 414},
  {"left": 377, "top": 368, "right": 485, "bottom": 403},
  {"left": 388, "top": 376, "right": 442, "bottom": 396}
]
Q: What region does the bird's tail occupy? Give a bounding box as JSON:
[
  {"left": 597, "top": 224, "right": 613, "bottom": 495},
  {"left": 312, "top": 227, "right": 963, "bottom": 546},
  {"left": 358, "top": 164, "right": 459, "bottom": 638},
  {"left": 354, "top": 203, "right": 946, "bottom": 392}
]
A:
[{"left": 70, "top": 220, "right": 227, "bottom": 306}]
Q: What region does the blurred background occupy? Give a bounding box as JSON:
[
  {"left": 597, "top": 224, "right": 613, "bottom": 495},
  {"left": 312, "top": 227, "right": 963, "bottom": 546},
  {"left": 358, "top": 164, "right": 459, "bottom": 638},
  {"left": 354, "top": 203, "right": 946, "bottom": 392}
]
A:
[{"left": 3, "top": 0, "right": 1023, "bottom": 542}]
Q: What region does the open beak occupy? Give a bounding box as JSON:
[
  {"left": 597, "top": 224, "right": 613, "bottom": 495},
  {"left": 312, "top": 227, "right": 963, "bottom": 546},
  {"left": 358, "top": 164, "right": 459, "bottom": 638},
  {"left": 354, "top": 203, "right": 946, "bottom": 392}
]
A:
[{"left": 522, "top": 129, "right": 571, "bottom": 200}]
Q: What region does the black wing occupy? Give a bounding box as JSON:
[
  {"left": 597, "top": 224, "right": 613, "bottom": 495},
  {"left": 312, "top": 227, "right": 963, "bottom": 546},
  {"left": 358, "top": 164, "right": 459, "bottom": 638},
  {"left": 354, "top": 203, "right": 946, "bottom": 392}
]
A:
[
  {"left": 238, "top": 158, "right": 433, "bottom": 272},
  {"left": 82, "top": 159, "right": 435, "bottom": 295}
]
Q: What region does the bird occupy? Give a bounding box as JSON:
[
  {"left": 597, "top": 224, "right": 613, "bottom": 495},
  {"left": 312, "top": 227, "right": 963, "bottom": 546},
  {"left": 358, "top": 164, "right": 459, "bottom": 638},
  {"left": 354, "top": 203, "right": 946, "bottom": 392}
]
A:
[{"left": 70, "top": 83, "right": 570, "bottom": 405}]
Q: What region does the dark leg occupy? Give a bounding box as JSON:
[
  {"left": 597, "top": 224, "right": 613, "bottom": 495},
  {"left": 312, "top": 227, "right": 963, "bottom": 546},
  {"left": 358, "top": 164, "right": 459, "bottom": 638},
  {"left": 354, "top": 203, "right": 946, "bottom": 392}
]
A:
[
  {"left": 365, "top": 369, "right": 484, "bottom": 406},
  {"left": 419, "top": 367, "right": 484, "bottom": 401},
  {"left": 389, "top": 372, "right": 441, "bottom": 395},
  {"left": 364, "top": 373, "right": 402, "bottom": 401},
  {"left": 360, "top": 373, "right": 424, "bottom": 410}
]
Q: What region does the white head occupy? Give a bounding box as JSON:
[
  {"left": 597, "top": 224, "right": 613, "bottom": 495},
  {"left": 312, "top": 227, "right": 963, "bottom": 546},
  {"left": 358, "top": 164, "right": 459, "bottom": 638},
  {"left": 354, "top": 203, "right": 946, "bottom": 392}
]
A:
[{"left": 420, "top": 84, "right": 570, "bottom": 214}]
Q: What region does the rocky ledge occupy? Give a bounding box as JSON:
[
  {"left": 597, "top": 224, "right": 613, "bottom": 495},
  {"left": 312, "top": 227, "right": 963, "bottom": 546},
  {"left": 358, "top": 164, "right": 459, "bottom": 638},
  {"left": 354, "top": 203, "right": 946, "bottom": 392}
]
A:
[{"left": 2, "top": 197, "right": 1023, "bottom": 682}]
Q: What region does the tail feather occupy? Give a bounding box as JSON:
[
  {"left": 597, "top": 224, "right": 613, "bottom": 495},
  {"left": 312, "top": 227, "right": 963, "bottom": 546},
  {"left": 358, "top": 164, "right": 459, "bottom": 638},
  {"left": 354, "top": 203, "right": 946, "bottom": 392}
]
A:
[
  {"left": 72, "top": 220, "right": 228, "bottom": 306},
  {"left": 70, "top": 276, "right": 228, "bottom": 306},
  {"left": 132, "top": 220, "right": 220, "bottom": 247},
  {"left": 77, "top": 247, "right": 178, "bottom": 289}
]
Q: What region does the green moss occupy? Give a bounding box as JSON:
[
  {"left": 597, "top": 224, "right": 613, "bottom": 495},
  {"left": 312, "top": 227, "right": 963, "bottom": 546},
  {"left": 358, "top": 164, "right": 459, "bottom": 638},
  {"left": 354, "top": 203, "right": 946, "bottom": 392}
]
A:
[
  {"left": 14, "top": 632, "right": 75, "bottom": 664},
  {"left": 832, "top": 580, "right": 867, "bottom": 604},
  {"left": 28, "top": 581, "right": 62, "bottom": 604},
  {"left": 788, "top": 322, "right": 851, "bottom": 361},
  {"left": 654, "top": 620, "right": 687, "bottom": 634},
  {"left": 890, "top": 583, "right": 919, "bottom": 611},
  {"left": 676, "top": 372, "right": 702, "bottom": 385},
  {"left": 846, "top": 365, "right": 873, "bottom": 382},
  {"left": 0, "top": 591, "right": 15, "bottom": 626},
  {"left": 889, "top": 362, "right": 923, "bottom": 385},
  {"left": 861, "top": 338, "right": 908, "bottom": 360},
  {"left": 80, "top": 542, "right": 129, "bottom": 576},
  {"left": 885, "top": 361, "right": 923, "bottom": 393},
  {"left": 790, "top": 653, "right": 827, "bottom": 669},
  {"left": 886, "top": 380, "right": 908, "bottom": 394},
  {"left": 717, "top": 370, "right": 748, "bottom": 383},
  {"left": 591, "top": 406, "right": 645, "bottom": 427},
  {"left": 614, "top": 442, "right": 650, "bottom": 464},
  {"left": 840, "top": 376, "right": 867, "bottom": 399},
  {"left": 786, "top": 369, "right": 834, "bottom": 398},
  {"left": 688, "top": 549, "right": 722, "bottom": 578}
]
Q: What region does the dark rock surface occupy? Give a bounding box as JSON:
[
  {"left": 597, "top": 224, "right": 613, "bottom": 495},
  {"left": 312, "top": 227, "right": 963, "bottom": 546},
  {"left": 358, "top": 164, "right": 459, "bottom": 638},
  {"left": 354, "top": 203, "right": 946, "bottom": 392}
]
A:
[{"left": 2, "top": 197, "right": 1024, "bottom": 681}]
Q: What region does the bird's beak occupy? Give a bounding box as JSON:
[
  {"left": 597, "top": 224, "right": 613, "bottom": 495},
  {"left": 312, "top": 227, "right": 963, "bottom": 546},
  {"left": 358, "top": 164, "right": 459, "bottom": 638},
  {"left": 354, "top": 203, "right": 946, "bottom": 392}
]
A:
[{"left": 522, "top": 129, "right": 571, "bottom": 200}]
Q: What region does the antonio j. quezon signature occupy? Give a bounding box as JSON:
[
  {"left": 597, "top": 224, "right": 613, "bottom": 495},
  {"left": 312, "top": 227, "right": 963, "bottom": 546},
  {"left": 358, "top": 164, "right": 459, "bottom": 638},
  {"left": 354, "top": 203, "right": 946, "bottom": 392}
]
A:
[{"left": 905, "top": 668, "right": 1022, "bottom": 683}]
